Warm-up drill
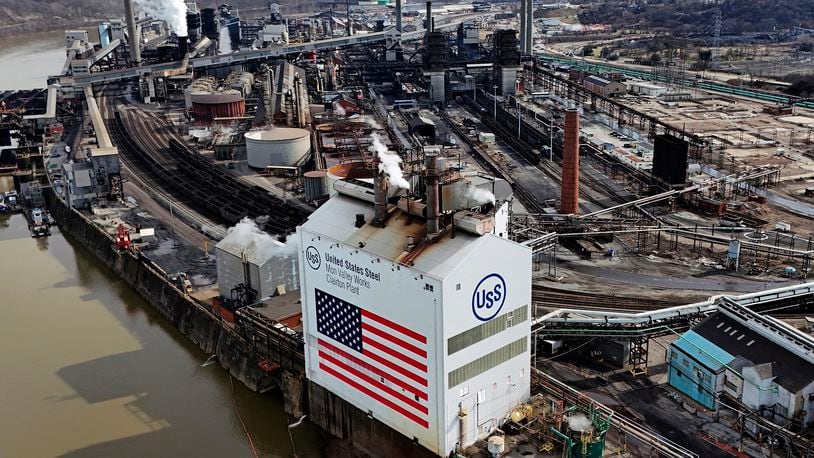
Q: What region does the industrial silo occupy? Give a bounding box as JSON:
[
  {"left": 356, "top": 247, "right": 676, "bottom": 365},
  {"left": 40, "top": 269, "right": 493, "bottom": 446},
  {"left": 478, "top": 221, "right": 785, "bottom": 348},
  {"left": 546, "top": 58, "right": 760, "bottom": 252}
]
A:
[
  {"left": 245, "top": 128, "right": 311, "bottom": 169},
  {"left": 190, "top": 90, "right": 245, "bottom": 124},
  {"left": 303, "top": 170, "right": 328, "bottom": 202}
]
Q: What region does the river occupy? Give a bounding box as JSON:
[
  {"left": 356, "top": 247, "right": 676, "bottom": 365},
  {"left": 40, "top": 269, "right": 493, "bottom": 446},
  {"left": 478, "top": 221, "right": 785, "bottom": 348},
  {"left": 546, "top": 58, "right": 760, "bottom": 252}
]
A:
[{"left": 0, "top": 35, "right": 322, "bottom": 458}]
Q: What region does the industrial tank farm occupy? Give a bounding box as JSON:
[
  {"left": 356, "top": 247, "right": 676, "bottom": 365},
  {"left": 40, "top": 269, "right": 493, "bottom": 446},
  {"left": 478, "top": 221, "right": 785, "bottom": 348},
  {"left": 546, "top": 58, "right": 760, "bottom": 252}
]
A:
[{"left": 245, "top": 128, "right": 311, "bottom": 169}]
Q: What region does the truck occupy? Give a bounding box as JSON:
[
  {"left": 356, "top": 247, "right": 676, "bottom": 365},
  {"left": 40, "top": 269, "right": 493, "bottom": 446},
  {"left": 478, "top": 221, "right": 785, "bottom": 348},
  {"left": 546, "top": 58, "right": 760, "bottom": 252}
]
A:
[{"left": 775, "top": 222, "right": 791, "bottom": 232}]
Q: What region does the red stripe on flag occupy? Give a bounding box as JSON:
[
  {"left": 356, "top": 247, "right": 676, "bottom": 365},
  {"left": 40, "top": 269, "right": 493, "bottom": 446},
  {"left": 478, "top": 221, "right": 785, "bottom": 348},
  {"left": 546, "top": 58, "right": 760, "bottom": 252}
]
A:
[
  {"left": 363, "top": 344, "right": 428, "bottom": 387},
  {"left": 319, "top": 339, "right": 428, "bottom": 399},
  {"left": 364, "top": 336, "right": 428, "bottom": 373},
  {"left": 362, "top": 309, "right": 427, "bottom": 344},
  {"left": 362, "top": 322, "right": 427, "bottom": 358},
  {"left": 320, "top": 363, "right": 430, "bottom": 429},
  {"left": 319, "top": 350, "right": 428, "bottom": 415}
]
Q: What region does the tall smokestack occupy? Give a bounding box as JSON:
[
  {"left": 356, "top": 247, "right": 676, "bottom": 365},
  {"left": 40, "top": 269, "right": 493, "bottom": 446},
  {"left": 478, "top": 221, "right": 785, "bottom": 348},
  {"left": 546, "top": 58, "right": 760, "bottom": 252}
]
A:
[
  {"left": 373, "top": 166, "right": 388, "bottom": 227},
  {"left": 395, "top": 0, "right": 402, "bottom": 33},
  {"left": 346, "top": 0, "right": 352, "bottom": 36},
  {"left": 560, "top": 107, "right": 580, "bottom": 215},
  {"left": 425, "top": 149, "right": 440, "bottom": 240},
  {"left": 177, "top": 35, "right": 188, "bottom": 60},
  {"left": 124, "top": 0, "right": 141, "bottom": 66},
  {"left": 426, "top": 1, "right": 433, "bottom": 32}
]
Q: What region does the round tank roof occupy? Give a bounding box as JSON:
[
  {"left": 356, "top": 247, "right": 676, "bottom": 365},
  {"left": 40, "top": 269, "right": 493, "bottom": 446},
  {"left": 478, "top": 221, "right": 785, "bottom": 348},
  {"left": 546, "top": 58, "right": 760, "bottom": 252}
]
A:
[
  {"left": 245, "top": 128, "right": 310, "bottom": 142},
  {"left": 304, "top": 170, "right": 327, "bottom": 178},
  {"left": 326, "top": 161, "right": 376, "bottom": 179}
]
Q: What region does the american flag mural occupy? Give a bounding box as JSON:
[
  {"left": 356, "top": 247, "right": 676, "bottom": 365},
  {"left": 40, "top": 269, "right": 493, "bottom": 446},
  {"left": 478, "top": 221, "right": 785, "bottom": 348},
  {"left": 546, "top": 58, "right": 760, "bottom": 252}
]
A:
[{"left": 314, "top": 288, "right": 430, "bottom": 428}]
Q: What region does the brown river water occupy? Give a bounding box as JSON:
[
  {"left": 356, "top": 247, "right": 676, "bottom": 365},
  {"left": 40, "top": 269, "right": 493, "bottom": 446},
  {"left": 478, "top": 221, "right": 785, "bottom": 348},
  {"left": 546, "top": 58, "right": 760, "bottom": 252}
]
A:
[{"left": 0, "top": 37, "right": 322, "bottom": 458}]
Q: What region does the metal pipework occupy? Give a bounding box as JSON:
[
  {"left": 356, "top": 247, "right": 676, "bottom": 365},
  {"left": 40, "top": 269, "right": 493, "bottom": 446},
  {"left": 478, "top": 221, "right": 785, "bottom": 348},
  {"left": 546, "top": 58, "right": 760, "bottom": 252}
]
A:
[
  {"left": 425, "top": 150, "right": 440, "bottom": 241},
  {"left": 124, "top": 0, "right": 141, "bottom": 66},
  {"left": 372, "top": 165, "right": 388, "bottom": 227},
  {"left": 395, "top": 0, "right": 403, "bottom": 33}
]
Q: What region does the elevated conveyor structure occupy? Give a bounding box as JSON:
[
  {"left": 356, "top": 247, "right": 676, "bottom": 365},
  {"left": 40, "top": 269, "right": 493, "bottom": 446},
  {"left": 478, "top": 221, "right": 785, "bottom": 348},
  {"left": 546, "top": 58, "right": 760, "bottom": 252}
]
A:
[{"left": 72, "top": 14, "right": 475, "bottom": 85}]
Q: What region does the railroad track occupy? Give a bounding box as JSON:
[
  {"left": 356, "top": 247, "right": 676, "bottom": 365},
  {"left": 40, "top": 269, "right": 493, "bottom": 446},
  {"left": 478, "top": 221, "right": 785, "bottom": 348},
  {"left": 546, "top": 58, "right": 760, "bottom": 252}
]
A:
[
  {"left": 532, "top": 285, "right": 681, "bottom": 312},
  {"left": 114, "top": 105, "right": 310, "bottom": 233},
  {"left": 100, "top": 100, "right": 229, "bottom": 239}
]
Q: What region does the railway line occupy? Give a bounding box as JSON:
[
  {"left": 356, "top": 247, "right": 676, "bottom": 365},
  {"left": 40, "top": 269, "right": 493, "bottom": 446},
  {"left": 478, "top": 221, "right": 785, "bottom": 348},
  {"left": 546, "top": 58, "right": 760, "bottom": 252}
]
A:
[
  {"left": 113, "top": 105, "right": 310, "bottom": 234},
  {"left": 100, "top": 99, "right": 229, "bottom": 239},
  {"left": 532, "top": 285, "right": 681, "bottom": 312}
]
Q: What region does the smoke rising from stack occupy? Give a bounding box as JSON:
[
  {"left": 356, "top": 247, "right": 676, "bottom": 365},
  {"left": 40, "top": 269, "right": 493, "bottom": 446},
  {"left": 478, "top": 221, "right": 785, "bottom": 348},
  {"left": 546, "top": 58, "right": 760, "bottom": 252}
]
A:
[
  {"left": 364, "top": 116, "right": 382, "bottom": 130},
  {"left": 464, "top": 186, "right": 496, "bottom": 205},
  {"left": 134, "top": 0, "right": 189, "bottom": 36},
  {"left": 332, "top": 102, "right": 347, "bottom": 116},
  {"left": 226, "top": 217, "right": 298, "bottom": 259},
  {"left": 566, "top": 413, "right": 593, "bottom": 432},
  {"left": 369, "top": 133, "right": 410, "bottom": 189}
]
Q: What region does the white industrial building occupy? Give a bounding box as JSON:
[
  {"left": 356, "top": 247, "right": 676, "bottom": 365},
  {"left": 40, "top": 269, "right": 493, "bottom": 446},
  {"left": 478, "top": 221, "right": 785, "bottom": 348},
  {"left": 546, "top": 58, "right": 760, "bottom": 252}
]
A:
[
  {"left": 215, "top": 224, "right": 299, "bottom": 301},
  {"left": 627, "top": 81, "right": 668, "bottom": 97},
  {"left": 297, "top": 153, "right": 530, "bottom": 455}
]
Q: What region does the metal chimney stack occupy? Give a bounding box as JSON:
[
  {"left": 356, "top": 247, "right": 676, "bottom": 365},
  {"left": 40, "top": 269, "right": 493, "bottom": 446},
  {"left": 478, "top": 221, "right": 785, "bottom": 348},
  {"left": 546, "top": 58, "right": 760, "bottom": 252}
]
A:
[
  {"left": 560, "top": 107, "right": 580, "bottom": 215},
  {"left": 346, "top": 0, "right": 352, "bottom": 36},
  {"left": 373, "top": 164, "right": 388, "bottom": 227},
  {"left": 124, "top": 0, "right": 141, "bottom": 66},
  {"left": 426, "top": 1, "right": 433, "bottom": 33},
  {"left": 395, "top": 0, "right": 402, "bottom": 33},
  {"left": 425, "top": 150, "right": 440, "bottom": 241}
]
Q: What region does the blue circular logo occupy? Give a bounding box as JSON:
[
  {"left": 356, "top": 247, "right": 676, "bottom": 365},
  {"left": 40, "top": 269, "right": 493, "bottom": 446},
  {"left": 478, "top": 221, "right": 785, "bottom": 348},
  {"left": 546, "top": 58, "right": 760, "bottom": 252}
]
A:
[
  {"left": 471, "top": 273, "right": 507, "bottom": 321},
  {"left": 305, "top": 246, "right": 321, "bottom": 270}
]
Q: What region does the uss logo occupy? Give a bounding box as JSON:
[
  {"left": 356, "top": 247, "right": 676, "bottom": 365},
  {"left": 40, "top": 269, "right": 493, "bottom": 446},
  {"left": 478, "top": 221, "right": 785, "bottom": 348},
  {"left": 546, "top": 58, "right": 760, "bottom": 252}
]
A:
[{"left": 471, "top": 273, "right": 506, "bottom": 322}]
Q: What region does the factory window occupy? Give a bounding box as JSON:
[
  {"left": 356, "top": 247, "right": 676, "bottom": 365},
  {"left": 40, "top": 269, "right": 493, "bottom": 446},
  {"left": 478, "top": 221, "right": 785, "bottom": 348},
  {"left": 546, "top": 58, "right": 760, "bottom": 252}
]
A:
[
  {"left": 506, "top": 375, "right": 512, "bottom": 385},
  {"left": 491, "top": 383, "right": 497, "bottom": 392},
  {"left": 682, "top": 358, "right": 690, "bottom": 368},
  {"left": 448, "top": 337, "right": 528, "bottom": 387},
  {"left": 520, "top": 368, "right": 525, "bottom": 378},
  {"left": 424, "top": 283, "right": 434, "bottom": 292},
  {"left": 459, "top": 385, "right": 469, "bottom": 397},
  {"left": 479, "top": 389, "right": 486, "bottom": 403},
  {"left": 447, "top": 305, "right": 529, "bottom": 355},
  {"left": 456, "top": 283, "right": 461, "bottom": 291}
]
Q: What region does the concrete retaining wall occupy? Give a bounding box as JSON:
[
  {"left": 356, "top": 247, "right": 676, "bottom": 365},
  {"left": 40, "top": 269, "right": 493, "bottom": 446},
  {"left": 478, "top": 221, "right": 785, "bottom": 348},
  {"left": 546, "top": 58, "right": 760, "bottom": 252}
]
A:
[{"left": 46, "top": 193, "right": 275, "bottom": 392}]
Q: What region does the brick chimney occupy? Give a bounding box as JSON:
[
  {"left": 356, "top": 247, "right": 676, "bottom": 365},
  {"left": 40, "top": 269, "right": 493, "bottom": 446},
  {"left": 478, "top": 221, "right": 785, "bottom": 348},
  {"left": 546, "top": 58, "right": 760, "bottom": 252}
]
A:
[{"left": 560, "top": 107, "right": 580, "bottom": 215}]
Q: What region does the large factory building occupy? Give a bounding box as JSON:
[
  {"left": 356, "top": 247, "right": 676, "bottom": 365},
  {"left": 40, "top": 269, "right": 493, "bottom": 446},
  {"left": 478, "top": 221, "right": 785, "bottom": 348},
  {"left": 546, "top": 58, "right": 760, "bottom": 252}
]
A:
[{"left": 297, "top": 156, "right": 531, "bottom": 455}]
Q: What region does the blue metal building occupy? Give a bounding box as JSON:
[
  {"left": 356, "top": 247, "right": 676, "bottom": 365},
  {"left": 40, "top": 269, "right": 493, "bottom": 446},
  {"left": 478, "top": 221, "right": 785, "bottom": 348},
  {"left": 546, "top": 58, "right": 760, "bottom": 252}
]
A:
[{"left": 667, "top": 330, "right": 735, "bottom": 409}]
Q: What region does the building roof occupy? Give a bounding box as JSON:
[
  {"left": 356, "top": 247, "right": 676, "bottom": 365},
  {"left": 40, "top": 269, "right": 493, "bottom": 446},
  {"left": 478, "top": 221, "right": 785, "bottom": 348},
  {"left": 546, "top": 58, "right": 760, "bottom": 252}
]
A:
[
  {"left": 694, "top": 312, "right": 814, "bottom": 393},
  {"left": 245, "top": 128, "right": 310, "bottom": 142},
  {"left": 301, "top": 193, "right": 497, "bottom": 280},
  {"left": 672, "top": 329, "right": 734, "bottom": 372},
  {"left": 584, "top": 75, "right": 612, "bottom": 87}
]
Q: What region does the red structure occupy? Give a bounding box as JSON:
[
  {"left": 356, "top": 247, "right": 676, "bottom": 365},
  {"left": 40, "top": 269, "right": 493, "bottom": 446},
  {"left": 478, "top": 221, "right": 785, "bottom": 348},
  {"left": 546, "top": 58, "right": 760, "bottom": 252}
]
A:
[
  {"left": 190, "top": 91, "right": 246, "bottom": 124},
  {"left": 560, "top": 107, "right": 580, "bottom": 215},
  {"left": 114, "top": 224, "right": 131, "bottom": 251}
]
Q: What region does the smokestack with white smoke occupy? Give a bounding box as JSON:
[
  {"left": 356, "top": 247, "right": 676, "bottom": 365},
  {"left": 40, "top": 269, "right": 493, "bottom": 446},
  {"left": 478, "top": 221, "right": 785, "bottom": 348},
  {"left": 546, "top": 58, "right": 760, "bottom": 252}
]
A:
[
  {"left": 332, "top": 102, "right": 346, "bottom": 116},
  {"left": 369, "top": 133, "right": 410, "bottom": 189},
  {"left": 226, "top": 217, "right": 298, "bottom": 260},
  {"left": 134, "top": 0, "right": 188, "bottom": 36},
  {"left": 464, "top": 186, "right": 496, "bottom": 206}
]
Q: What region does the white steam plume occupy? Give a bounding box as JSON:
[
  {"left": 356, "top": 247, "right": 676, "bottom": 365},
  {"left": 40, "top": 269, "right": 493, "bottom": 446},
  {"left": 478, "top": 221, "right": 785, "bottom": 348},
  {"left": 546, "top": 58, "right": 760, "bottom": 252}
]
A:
[
  {"left": 364, "top": 116, "right": 382, "bottom": 130},
  {"left": 134, "top": 0, "right": 188, "bottom": 36},
  {"left": 369, "top": 132, "right": 410, "bottom": 189},
  {"left": 465, "top": 186, "right": 496, "bottom": 205},
  {"left": 226, "top": 217, "right": 298, "bottom": 260},
  {"left": 333, "top": 102, "right": 347, "bottom": 116},
  {"left": 566, "top": 413, "right": 594, "bottom": 432}
]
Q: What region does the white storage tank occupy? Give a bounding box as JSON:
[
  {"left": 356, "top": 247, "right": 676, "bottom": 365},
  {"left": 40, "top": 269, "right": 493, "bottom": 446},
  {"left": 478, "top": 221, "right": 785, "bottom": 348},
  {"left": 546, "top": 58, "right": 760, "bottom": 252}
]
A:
[{"left": 245, "top": 128, "right": 311, "bottom": 169}]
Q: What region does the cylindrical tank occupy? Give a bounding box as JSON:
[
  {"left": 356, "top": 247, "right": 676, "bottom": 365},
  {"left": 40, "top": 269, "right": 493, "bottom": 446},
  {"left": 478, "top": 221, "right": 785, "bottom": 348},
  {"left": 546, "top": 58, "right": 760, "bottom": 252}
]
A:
[
  {"left": 190, "top": 90, "right": 245, "bottom": 124},
  {"left": 326, "top": 161, "right": 376, "bottom": 197},
  {"left": 487, "top": 436, "right": 505, "bottom": 457},
  {"left": 245, "top": 128, "right": 311, "bottom": 169},
  {"left": 303, "top": 170, "right": 327, "bottom": 202}
]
